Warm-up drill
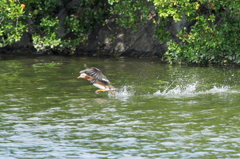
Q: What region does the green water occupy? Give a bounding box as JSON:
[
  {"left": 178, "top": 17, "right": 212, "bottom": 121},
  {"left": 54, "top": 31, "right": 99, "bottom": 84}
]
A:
[{"left": 0, "top": 55, "right": 240, "bottom": 158}]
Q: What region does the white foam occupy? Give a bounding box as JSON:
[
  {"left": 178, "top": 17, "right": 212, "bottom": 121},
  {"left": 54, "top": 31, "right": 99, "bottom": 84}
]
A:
[
  {"left": 154, "top": 82, "right": 198, "bottom": 97},
  {"left": 108, "top": 86, "right": 135, "bottom": 101},
  {"left": 153, "top": 82, "right": 238, "bottom": 98}
]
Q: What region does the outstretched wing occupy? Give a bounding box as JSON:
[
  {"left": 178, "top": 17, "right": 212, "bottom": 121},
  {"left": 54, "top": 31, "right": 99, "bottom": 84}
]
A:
[{"left": 80, "top": 65, "right": 110, "bottom": 84}]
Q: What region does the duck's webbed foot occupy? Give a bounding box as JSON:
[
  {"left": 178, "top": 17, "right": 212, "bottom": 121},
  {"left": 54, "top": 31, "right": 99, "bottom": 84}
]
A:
[{"left": 95, "top": 89, "right": 107, "bottom": 94}]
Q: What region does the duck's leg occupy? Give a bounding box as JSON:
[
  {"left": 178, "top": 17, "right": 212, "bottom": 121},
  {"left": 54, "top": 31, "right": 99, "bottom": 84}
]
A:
[
  {"left": 95, "top": 89, "right": 116, "bottom": 95},
  {"left": 109, "top": 90, "right": 115, "bottom": 95},
  {"left": 95, "top": 89, "right": 107, "bottom": 94}
]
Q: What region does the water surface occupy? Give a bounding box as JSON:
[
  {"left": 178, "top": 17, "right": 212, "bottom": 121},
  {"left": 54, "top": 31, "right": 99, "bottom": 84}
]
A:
[{"left": 0, "top": 55, "right": 240, "bottom": 158}]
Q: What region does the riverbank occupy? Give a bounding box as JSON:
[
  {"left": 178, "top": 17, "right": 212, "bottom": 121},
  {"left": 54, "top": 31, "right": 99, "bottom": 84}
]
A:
[{"left": 1, "top": 0, "right": 240, "bottom": 65}]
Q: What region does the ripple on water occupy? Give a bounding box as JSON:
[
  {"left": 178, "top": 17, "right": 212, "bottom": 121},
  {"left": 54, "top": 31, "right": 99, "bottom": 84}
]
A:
[{"left": 1, "top": 59, "right": 240, "bottom": 158}]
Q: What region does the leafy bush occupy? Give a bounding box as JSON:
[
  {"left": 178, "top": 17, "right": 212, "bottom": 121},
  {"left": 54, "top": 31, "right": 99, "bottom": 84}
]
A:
[
  {"left": 109, "top": 0, "right": 240, "bottom": 65},
  {"left": 1, "top": 0, "right": 240, "bottom": 65},
  {"left": 0, "top": 0, "right": 26, "bottom": 47},
  {"left": 160, "top": 0, "right": 240, "bottom": 65},
  {"left": 109, "top": 0, "right": 151, "bottom": 32},
  {"left": 0, "top": 0, "right": 108, "bottom": 53}
]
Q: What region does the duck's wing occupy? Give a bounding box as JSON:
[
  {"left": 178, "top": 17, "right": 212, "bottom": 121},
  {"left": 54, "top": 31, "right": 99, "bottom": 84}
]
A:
[{"left": 80, "top": 66, "right": 110, "bottom": 84}]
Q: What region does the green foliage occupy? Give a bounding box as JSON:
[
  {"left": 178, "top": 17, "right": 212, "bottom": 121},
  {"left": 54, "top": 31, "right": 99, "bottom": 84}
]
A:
[
  {"left": 109, "top": 0, "right": 240, "bottom": 65},
  {"left": 109, "top": 0, "right": 151, "bottom": 31},
  {"left": 1, "top": 0, "right": 240, "bottom": 65},
  {"left": 158, "top": 0, "right": 240, "bottom": 64},
  {"left": 0, "top": 0, "right": 26, "bottom": 47},
  {"left": 0, "top": 0, "right": 108, "bottom": 53}
]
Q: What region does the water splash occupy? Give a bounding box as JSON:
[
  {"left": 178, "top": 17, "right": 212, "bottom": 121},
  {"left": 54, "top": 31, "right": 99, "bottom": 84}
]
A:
[
  {"left": 203, "top": 86, "right": 230, "bottom": 94},
  {"left": 153, "top": 82, "right": 238, "bottom": 98},
  {"left": 154, "top": 82, "right": 198, "bottom": 97},
  {"left": 108, "top": 86, "right": 135, "bottom": 101}
]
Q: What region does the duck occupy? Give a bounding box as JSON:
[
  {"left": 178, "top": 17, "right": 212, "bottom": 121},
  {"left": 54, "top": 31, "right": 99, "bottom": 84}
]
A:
[{"left": 77, "top": 64, "right": 117, "bottom": 95}]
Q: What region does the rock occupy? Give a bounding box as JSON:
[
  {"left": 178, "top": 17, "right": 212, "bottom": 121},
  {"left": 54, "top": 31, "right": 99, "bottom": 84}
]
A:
[{"left": 76, "top": 18, "right": 167, "bottom": 58}]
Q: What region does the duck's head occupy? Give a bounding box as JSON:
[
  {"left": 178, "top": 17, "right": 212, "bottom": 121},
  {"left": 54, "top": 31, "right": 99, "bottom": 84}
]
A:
[{"left": 77, "top": 73, "right": 88, "bottom": 79}]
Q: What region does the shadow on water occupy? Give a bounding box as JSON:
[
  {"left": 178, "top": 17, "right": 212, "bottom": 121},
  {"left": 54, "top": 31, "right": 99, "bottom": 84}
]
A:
[{"left": 0, "top": 55, "right": 240, "bottom": 158}]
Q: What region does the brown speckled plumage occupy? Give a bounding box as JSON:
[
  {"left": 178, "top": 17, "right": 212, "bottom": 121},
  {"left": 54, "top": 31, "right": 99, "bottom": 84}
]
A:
[{"left": 78, "top": 64, "right": 117, "bottom": 94}]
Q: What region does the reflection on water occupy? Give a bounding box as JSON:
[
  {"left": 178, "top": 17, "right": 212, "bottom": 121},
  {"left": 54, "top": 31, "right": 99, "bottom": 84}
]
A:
[{"left": 0, "top": 55, "right": 240, "bottom": 158}]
